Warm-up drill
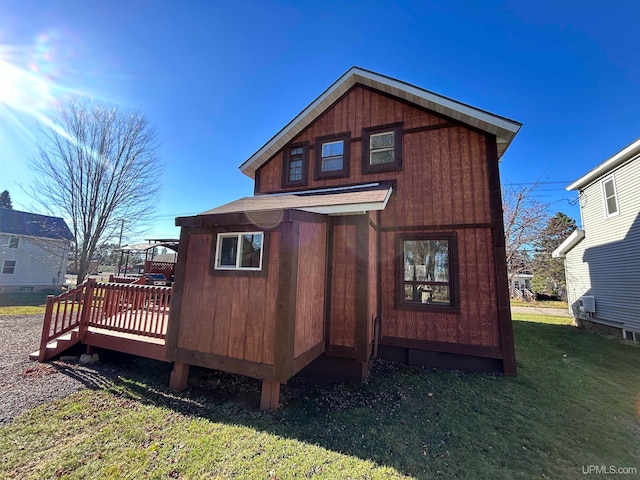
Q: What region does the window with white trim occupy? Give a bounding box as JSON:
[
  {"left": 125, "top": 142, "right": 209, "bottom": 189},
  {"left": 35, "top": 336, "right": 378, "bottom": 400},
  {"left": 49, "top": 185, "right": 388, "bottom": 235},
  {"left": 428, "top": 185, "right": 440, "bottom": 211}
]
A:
[
  {"left": 2, "top": 260, "right": 16, "bottom": 275},
  {"left": 315, "top": 133, "right": 350, "bottom": 179},
  {"left": 8, "top": 236, "right": 19, "bottom": 249},
  {"left": 601, "top": 176, "right": 619, "bottom": 217},
  {"left": 215, "top": 232, "right": 264, "bottom": 270}
]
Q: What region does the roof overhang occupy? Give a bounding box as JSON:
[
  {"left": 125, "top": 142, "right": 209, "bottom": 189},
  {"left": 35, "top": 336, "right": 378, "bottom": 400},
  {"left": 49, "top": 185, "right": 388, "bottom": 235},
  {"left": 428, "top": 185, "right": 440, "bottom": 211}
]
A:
[
  {"left": 566, "top": 137, "right": 640, "bottom": 191},
  {"left": 121, "top": 241, "right": 180, "bottom": 252},
  {"left": 198, "top": 182, "right": 392, "bottom": 217},
  {"left": 240, "top": 67, "right": 522, "bottom": 179},
  {"left": 552, "top": 229, "right": 585, "bottom": 258}
]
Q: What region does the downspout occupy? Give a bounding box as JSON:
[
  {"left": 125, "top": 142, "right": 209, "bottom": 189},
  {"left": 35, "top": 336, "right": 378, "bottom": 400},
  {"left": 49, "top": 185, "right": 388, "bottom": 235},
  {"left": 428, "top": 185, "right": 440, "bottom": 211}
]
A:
[{"left": 371, "top": 315, "right": 383, "bottom": 360}]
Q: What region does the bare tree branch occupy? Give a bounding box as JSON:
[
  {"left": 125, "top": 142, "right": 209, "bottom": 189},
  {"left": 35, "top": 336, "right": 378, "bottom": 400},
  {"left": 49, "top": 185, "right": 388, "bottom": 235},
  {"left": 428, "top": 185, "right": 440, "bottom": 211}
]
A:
[
  {"left": 30, "top": 99, "right": 162, "bottom": 282},
  {"left": 502, "top": 182, "right": 550, "bottom": 280}
]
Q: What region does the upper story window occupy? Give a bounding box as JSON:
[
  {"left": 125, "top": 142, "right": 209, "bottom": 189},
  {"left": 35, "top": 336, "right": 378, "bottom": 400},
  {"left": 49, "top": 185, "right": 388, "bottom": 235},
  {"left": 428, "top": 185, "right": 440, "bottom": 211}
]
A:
[
  {"left": 2, "top": 259, "right": 16, "bottom": 275},
  {"left": 215, "top": 232, "right": 264, "bottom": 271},
  {"left": 282, "top": 143, "right": 309, "bottom": 188},
  {"left": 397, "top": 233, "right": 457, "bottom": 313},
  {"left": 315, "top": 133, "right": 350, "bottom": 179},
  {"left": 8, "top": 236, "right": 19, "bottom": 249},
  {"left": 601, "top": 176, "right": 619, "bottom": 217},
  {"left": 363, "top": 123, "right": 402, "bottom": 174}
]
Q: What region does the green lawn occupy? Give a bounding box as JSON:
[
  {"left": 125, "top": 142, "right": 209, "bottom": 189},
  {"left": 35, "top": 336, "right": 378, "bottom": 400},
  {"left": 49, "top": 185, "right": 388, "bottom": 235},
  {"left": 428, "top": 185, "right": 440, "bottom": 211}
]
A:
[
  {"left": 1, "top": 314, "right": 638, "bottom": 479},
  {"left": 0, "top": 305, "right": 46, "bottom": 316},
  {"left": 510, "top": 299, "right": 569, "bottom": 309}
]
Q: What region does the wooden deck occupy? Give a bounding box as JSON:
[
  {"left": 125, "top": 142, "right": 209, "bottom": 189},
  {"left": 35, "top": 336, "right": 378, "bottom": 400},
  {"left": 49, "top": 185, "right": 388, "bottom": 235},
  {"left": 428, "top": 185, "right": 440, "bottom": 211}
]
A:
[{"left": 32, "top": 279, "right": 172, "bottom": 363}]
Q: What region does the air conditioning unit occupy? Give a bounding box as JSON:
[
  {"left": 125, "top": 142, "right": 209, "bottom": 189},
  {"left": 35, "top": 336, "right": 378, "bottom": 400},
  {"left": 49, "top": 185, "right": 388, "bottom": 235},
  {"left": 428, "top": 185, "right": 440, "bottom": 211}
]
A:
[{"left": 579, "top": 296, "right": 596, "bottom": 313}]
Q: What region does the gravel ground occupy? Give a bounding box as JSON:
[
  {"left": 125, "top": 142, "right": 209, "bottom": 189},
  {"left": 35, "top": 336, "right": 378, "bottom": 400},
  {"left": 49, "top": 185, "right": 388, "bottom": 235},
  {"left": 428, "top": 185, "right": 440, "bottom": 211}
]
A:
[{"left": 0, "top": 314, "right": 158, "bottom": 425}]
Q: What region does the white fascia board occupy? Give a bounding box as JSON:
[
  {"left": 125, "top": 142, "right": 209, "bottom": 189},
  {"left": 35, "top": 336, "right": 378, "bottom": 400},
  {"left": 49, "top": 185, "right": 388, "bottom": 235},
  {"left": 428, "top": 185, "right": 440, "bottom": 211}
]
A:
[
  {"left": 552, "top": 229, "right": 585, "bottom": 258},
  {"left": 352, "top": 69, "right": 521, "bottom": 140},
  {"left": 566, "top": 138, "right": 640, "bottom": 191},
  {"left": 240, "top": 67, "right": 522, "bottom": 178}
]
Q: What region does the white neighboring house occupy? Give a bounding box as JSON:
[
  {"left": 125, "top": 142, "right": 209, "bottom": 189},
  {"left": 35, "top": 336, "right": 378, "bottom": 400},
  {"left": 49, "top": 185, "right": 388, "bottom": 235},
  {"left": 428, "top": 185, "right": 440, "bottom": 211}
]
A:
[
  {"left": 553, "top": 138, "right": 640, "bottom": 341},
  {"left": 0, "top": 208, "right": 73, "bottom": 293}
]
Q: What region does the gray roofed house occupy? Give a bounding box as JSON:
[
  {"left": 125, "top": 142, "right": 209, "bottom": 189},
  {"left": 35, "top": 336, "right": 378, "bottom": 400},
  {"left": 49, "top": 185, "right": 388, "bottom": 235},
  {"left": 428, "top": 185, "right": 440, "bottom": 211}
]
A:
[
  {"left": 0, "top": 208, "right": 73, "bottom": 294},
  {"left": 0, "top": 208, "right": 73, "bottom": 241}
]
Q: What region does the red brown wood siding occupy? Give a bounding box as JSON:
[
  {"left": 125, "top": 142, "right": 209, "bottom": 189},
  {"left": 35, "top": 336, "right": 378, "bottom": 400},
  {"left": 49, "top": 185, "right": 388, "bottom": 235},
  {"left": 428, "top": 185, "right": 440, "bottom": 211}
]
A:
[
  {"left": 294, "top": 220, "right": 327, "bottom": 358},
  {"left": 327, "top": 220, "right": 358, "bottom": 352},
  {"left": 380, "top": 228, "right": 500, "bottom": 348},
  {"left": 252, "top": 84, "right": 513, "bottom": 368},
  {"left": 176, "top": 231, "right": 278, "bottom": 366}
]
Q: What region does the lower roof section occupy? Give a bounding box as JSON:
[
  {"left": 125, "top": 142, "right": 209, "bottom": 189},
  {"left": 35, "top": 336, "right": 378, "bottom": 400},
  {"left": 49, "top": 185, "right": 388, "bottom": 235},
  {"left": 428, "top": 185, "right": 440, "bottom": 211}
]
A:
[{"left": 198, "top": 182, "right": 393, "bottom": 217}]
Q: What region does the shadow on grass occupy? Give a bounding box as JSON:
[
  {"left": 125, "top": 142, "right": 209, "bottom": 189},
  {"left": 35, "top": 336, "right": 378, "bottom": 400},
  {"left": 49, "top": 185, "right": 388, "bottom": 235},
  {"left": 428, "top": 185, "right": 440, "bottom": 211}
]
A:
[{"left": 52, "top": 320, "right": 640, "bottom": 479}]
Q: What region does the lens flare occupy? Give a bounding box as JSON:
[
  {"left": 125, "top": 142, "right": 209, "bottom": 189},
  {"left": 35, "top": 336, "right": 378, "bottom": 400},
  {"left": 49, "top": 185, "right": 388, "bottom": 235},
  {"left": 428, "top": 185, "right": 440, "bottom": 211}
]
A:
[{"left": 0, "top": 29, "right": 86, "bottom": 146}]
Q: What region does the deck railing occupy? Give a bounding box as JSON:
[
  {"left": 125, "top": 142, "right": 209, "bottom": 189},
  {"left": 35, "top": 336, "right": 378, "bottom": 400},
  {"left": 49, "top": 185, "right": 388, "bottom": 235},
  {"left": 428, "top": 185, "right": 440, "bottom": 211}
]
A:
[
  {"left": 37, "top": 279, "right": 172, "bottom": 361},
  {"left": 85, "top": 282, "right": 171, "bottom": 339},
  {"left": 108, "top": 275, "right": 146, "bottom": 284},
  {"left": 37, "top": 283, "right": 86, "bottom": 361}
]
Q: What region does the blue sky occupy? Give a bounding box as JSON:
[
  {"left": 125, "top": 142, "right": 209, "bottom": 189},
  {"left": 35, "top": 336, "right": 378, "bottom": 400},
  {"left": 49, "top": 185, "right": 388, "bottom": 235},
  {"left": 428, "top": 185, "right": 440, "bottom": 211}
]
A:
[{"left": 1, "top": 0, "right": 638, "bottom": 241}]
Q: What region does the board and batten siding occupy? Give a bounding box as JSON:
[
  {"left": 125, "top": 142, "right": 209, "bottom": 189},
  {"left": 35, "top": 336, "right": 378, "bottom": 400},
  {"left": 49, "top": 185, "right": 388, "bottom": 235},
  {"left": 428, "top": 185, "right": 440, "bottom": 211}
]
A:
[
  {"left": 175, "top": 230, "right": 279, "bottom": 367},
  {"left": 565, "top": 156, "right": 640, "bottom": 332},
  {"left": 293, "top": 220, "right": 326, "bottom": 359}
]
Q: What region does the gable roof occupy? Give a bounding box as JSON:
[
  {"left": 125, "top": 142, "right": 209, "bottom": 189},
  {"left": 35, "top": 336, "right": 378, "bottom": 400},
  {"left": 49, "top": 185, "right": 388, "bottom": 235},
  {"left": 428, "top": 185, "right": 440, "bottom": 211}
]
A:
[
  {"left": 0, "top": 208, "right": 73, "bottom": 241},
  {"left": 566, "top": 137, "right": 640, "bottom": 191},
  {"left": 200, "top": 183, "right": 392, "bottom": 217},
  {"left": 240, "top": 66, "right": 522, "bottom": 179}
]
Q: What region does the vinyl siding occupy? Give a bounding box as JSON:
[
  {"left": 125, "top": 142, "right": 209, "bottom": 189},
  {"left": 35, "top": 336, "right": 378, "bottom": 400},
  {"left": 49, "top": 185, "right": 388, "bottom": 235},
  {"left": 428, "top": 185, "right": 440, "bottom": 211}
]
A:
[
  {"left": 0, "top": 234, "right": 69, "bottom": 292},
  {"left": 565, "top": 156, "right": 640, "bottom": 332}
]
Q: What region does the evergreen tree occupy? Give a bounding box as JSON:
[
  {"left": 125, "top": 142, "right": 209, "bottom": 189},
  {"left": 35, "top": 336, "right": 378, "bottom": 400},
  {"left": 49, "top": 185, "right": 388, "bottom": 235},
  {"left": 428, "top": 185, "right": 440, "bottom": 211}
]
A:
[
  {"left": 0, "top": 190, "right": 12, "bottom": 209},
  {"left": 531, "top": 212, "right": 577, "bottom": 298}
]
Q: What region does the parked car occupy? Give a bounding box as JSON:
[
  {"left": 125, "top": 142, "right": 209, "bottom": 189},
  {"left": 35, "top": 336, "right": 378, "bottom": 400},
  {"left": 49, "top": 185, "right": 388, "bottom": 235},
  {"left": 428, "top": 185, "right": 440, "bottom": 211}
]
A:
[{"left": 143, "top": 273, "right": 170, "bottom": 286}]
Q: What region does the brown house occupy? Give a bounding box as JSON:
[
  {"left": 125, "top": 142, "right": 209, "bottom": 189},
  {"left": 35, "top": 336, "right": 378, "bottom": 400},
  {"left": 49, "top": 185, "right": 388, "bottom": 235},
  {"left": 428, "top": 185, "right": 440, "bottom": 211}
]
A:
[{"left": 167, "top": 67, "right": 522, "bottom": 409}]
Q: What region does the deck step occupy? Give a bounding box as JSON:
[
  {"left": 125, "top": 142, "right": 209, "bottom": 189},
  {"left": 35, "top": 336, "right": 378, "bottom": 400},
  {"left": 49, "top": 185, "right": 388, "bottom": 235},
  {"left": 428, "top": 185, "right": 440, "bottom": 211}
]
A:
[{"left": 29, "top": 329, "right": 81, "bottom": 361}]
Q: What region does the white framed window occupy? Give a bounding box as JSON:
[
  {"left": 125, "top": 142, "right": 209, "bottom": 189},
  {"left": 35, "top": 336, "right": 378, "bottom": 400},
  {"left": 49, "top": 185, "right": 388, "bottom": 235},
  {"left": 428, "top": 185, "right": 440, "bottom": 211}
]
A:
[
  {"left": 215, "top": 232, "right": 264, "bottom": 271},
  {"left": 2, "top": 259, "right": 16, "bottom": 275},
  {"left": 315, "top": 133, "right": 350, "bottom": 179},
  {"left": 8, "top": 236, "right": 19, "bottom": 249},
  {"left": 601, "top": 176, "right": 619, "bottom": 217},
  {"left": 321, "top": 140, "right": 344, "bottom": 172}
]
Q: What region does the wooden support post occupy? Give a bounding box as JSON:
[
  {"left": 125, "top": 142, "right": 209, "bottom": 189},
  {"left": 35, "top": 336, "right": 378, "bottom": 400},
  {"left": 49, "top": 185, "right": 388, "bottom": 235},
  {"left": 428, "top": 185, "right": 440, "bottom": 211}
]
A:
[
  {"left": 259, "top": 380, "right": 281, "bottom": 410},
  {"left": 38, "top": 295, "right": 55, "bottom": 362},
  {"left": 85, "top": 345, "right": 94, "bottom": 355},
  {"left": 169, "top": 361, "right": 190, "bottom": 390}
]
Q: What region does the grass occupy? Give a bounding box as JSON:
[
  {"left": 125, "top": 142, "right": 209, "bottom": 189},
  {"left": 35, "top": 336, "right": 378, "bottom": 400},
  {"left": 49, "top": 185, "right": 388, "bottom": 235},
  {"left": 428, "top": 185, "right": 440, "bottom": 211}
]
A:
[
  {"left": 1, "top": 314, "right": 638, "bottom": 479},
  {"left": 0, "top": 305, "right": 46, "bottom": 316},
  {"left": 510, "top": 298, "right": 568, "bottom": 309}
]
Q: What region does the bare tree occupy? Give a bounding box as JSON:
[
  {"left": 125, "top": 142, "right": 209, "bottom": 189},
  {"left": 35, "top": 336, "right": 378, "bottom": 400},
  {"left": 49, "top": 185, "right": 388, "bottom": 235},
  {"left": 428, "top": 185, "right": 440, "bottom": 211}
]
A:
[
  {"left": 502, "top": 183, "right": 549, "bottom": 281},
  {"left": 31, "top": 100, "right": 161, "bottom": 282}
]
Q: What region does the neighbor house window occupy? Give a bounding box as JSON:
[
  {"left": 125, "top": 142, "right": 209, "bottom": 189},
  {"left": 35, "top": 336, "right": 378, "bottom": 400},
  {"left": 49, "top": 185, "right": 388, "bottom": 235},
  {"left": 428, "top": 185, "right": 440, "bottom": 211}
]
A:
[
  {"left": 397, "top": 234, "right": 457, "bottom": 311},
  {"left": 8, "top": 236, "right": 19, "bottom": 249},
  {"left": 315, "top": 133, "right": 350, "bottom": 179},
  {"left": 363, "top": 123, "right": 402, "bottom": 173},
  {"left": 215, "top": 232, "right": 264, "bottom": 271},
  {"left": 601, "top": 176, "right": 619, "bottom": 217},
  {"left": 2, "top": 260, "right": 16, "bottom": 275},
  {"left": 282, "top": 143, "right": 309, "bottom": 188}
]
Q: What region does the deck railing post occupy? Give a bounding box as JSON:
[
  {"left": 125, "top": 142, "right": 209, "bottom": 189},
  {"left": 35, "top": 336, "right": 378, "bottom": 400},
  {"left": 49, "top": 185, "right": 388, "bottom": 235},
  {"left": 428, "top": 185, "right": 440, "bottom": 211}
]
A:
[
  {"left": 78, "top": 278, "right": 96, "bottom": 341},
  {"left": 37, "top": 295, "right": 56, "bottom": 362}
]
